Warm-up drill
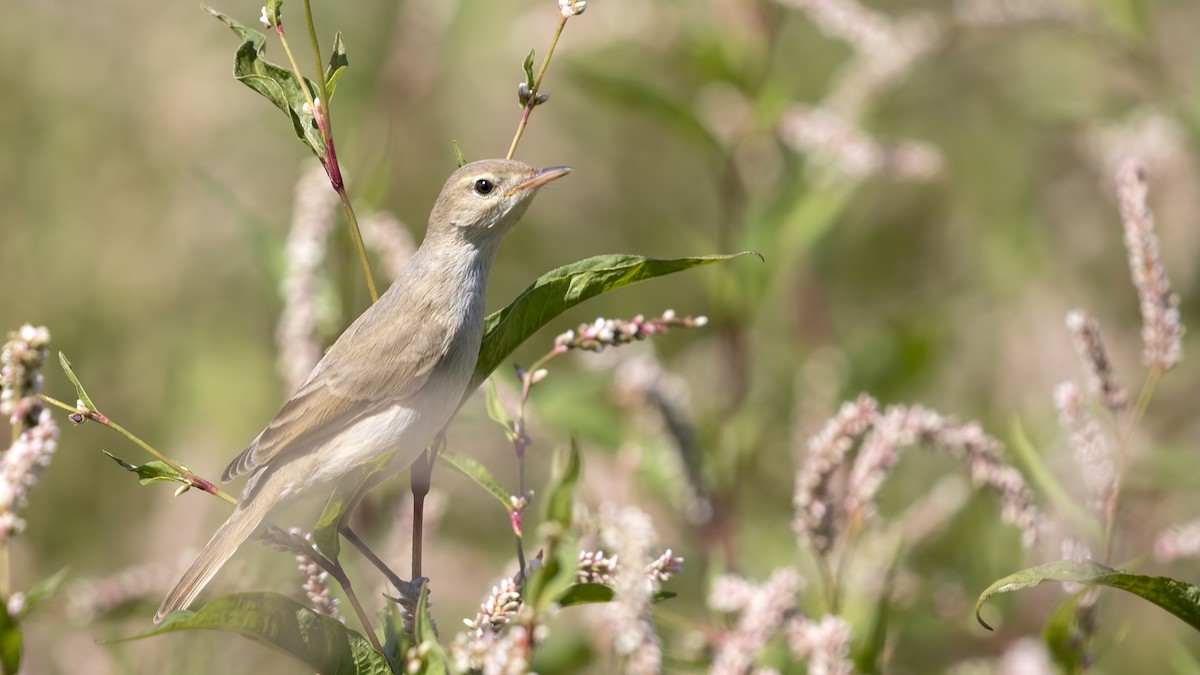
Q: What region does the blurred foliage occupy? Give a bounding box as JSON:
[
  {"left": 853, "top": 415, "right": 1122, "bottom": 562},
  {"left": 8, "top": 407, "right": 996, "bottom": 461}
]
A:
[{"left": 4, "top": 0, "right": 1200, "bottom": 672}]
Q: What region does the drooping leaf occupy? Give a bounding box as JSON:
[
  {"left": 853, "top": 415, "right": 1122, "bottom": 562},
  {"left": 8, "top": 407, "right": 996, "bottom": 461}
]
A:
[
  {"left": 0, "top": 601, "right": 19, "bottom": 675},
  {"left": 312, "top": 451, "right": 394, "bottom": 562},
  {"left": 114, "top": 593, "right": 390, "bottom": 675},
  {"left": 103, "top": 451, "right": 190, "bottom": 486},
  {"left": 976, "top": 560, "right": 1200, "bottom": 633},
  {"left": 57, "top": 352, "right": 96, "bottom": 412},
  {"left": 203, "top": 5, "right": 327, "bottom": 160},
  {"left": 437, "top": 451, "right": 512, "bottom": 512},
  {"left": 470, "top": 252, "right": 759, "bottom": 392},
  {"left": 17, "top": 567, "right": 68, "bottom": 620},
  {"left": 324, "top": 32, "right": 349, "bottom": 101}
]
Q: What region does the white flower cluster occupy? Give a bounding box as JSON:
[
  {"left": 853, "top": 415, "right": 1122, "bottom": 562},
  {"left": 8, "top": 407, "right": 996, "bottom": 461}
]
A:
[
  {"left": 289, "top": 528, "right": 341, "bottom": 621},
  {"left": 559, "top": 0, "right": 587, "bottom": 18},
  {"left": 553, "top": 310, "right": 708, "bottom": 354},
  {"left": 0, "top": 324, "right": 50, "bottom": 420},
  {"left": 0, "top": 325, "right": 57, "bottom": 542}
]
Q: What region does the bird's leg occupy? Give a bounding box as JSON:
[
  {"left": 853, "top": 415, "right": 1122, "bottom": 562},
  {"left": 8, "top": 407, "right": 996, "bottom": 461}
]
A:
[
  {"left": 340, "top": 524, "right": 406, "bottom": 592},
  {"left": 262, "top": 525, "right": 384, "bottom": 653},
  {"left": 410, "top": 431, "right": 445, "bottom": 579}
]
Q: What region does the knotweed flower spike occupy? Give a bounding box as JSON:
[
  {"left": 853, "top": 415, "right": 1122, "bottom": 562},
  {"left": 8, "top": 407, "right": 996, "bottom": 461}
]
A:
[
  {"left": 289, "top": 528, "right": 341, "bottom": 620},
  {"left": 0, "top": 325, "right": 58, "bottom": 542},
  {"left": 1052, "top": 382, "right": 1114, "bottom": 514},
  {"left": 1116, "top": 158, "right": 1183, "bottom": 371},
  {"left": 552, "top": 310, "right": 708, "bottom": 355},
  {"left": 1064, "top": 310, "right": 1128, "bottom": 411}
]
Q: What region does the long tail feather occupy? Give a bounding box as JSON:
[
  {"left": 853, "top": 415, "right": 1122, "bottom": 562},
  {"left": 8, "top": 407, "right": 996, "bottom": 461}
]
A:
[{"left": 154, "top": 486, "right": 280, "bottom": 623}]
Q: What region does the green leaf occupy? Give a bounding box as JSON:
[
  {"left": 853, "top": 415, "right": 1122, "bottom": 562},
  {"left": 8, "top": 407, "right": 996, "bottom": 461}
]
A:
[
  {"left": 17, "top": 567, "right": 68, "bottom": 620},
  {"left": 1008, "top": 418, "right": 1099, "bottom": 540},
  {"left": 264, "top": 0, "right": 282, "bottom": 26},
  {"left": 1043, "top": 592, "right": 1087, "bottom": 673},
  {"left": 413, "top": 582, "right": 450, "bottom": 674},
  {"left": 451, "top": 140, "right": 466, "bottom": 168},
  {"left": 527, "top": 538, "right": 580, "bottom": 613},
  {"left": 103, "top": 451, "right": 190, "bottom": 486},
  {"left": 470, "top": 252, "right": 759, "bottom": 392},
  {"left": 376, "top": 606, "right": 407, "bottom": 675},
  {"left": 976, "top": 560, "right": 1200, "bottom": 632},
  {"left": 556, "top": 583, "right": 677, "bottom": 607},
  {"left": 324, "top": 32, "right": 349, "bottom": 101},
  {"left": 115, "top": 593, "right": 390, "bottom": 675},
  {"left": 203, "top": 4, "right": 327, "bottom": 160},
  {"left": 854, "top": 545, "right": 901, "bottom": 674},
  {"left": 0, "top": 601, "right": 19, "bottom": 675},
  {"left": 57, "top": 352, "right": 95, "bottom": 412},
  {"left": 484, "top": 378, "right": 515, "bottom": 440},
  {"left": 544, "top": 442, "right": 581, "bottom": 529},
  {"left": 437, "top": 451, "right": 512, "bottom": 512},
  {"left": 522, "top": 49, "right": 536, "bottom": 91},
  {"left": 557, "top": 583, "right": 612, "bottom": 606},
  {"left": 312, "top": 451, "right": 394, "bottom": 562}
]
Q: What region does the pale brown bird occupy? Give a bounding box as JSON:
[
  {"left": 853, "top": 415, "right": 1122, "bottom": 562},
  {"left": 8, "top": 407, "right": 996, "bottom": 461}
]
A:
[{"left": 156, "top": 159, "right": 571, "bottom": 622}]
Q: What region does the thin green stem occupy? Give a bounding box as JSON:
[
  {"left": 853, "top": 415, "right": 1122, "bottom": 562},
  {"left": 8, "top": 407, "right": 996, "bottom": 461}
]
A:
[
  {"left": 506, "top": 16, "right": 569, "bottom": 160},
  {"left": 40, "top": 394, "right": 239, "bottom": 507},
  {"left": 301, "top": 0, "right": 327, "bottom": 107},
  {"left": 335, "top": 192, "right": 379, "bottom": 303},
  {"left": 275, "top": 29, "right": 319, "bottom": 121},
  {"left": 0, "top": 546, "right": 8, "bottom": 598},
  {"left": 275, "top": 21, "right": 378, "bottom": 302},
  {"left": 1101, "top": 366, "right": 1162, "bottom": 563}
]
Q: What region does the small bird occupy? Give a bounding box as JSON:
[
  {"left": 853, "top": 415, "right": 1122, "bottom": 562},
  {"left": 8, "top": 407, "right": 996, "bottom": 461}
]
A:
[{"left": 155, "top": 159, "right": 571, "bottom": 622}]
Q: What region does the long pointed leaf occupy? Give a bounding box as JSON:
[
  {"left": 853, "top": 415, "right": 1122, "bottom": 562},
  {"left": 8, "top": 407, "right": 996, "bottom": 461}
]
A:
[
  {"left": 436, "top": 451, "right": 512, "bottom": 512},
  {"left": 470, "top": 252, "right": 758, "bottom": 392},
  {"left": 976, "top": 560, "right": 1200, "bottom": 633},
  {"left": 113, "top": 593, "right": 389, "bottom": 675},
  {"left": 57, "top": 352, "right": 95, "bottom": 412},
  {"left": 0, "top": 602, "right": 18, "bottom": 675},
  {"left": 203, "top": 5, "right": 326, "bottom": 159}
]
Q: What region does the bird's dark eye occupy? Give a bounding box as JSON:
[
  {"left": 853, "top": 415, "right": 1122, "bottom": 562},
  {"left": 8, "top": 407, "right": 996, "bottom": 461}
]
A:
[{"left": 473, "top": 179, "right": 495, "bottom": 195}]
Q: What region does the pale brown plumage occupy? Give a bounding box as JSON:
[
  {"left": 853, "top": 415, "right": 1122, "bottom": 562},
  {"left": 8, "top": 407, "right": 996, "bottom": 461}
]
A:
[{"left": 156, "top": 159, "right": 570, "bottom": 623}]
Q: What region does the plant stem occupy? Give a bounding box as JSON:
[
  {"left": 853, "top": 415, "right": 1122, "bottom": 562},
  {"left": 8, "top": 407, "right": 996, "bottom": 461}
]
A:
[
  {"left": 1101, "top": 365, "right": 1162, "bottom": 563},
  {"left": 304, "top": 544, "right": 384, "bottom": 653},
  {"left": 39, "top": 394, "right": 238, "bottom": 506},
  {"left": 506, "top": 16, "right": 569, "bottom": 160},
  {"left": 276, "top": 19, "right": 379, "bottom": 303}
]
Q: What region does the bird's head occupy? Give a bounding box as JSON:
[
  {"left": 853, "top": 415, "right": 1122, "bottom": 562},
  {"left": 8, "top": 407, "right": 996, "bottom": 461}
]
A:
[{"left": 427, "top": 159, "right": 571, "bottom": 245}]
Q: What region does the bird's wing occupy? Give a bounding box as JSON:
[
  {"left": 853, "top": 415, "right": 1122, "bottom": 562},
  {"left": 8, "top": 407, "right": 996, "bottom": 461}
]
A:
[{"left": 222, "top": 297, "right": 454, "bottom": 483}]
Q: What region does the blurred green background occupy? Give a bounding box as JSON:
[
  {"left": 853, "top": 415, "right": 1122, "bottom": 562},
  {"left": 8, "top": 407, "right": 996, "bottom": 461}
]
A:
[{"left": 4, "top": 0, "right": 1200, "bottom": 672}]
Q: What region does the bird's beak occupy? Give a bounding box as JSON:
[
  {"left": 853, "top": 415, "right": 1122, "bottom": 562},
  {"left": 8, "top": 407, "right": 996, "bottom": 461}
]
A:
[{"left": 507, "top": 166, "right": 572, "bottom": 196}]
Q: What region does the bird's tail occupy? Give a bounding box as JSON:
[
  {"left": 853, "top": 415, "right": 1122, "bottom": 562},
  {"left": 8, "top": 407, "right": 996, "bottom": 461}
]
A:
[{"left": 154, "top": 485, "right": 281, "bottom": 623}]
